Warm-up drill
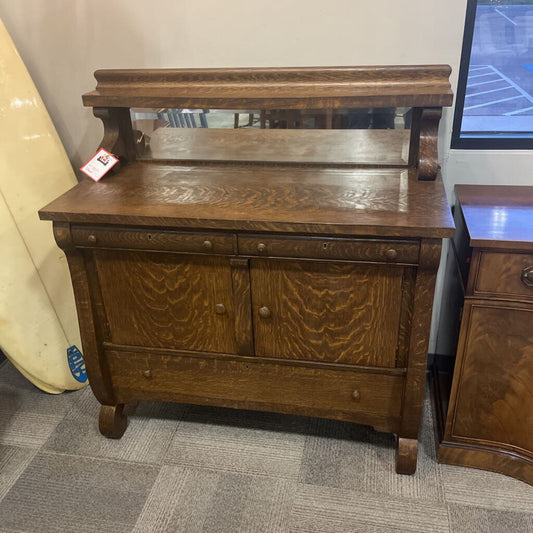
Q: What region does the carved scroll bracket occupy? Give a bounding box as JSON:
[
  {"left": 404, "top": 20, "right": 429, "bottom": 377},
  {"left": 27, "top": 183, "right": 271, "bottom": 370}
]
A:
[
  {"left": 93, "top": 107, "right": 137, "bottom": 170},
  {"left": 409, "top": 107, "right": 443, "bottom": 181},
  {"left": 418, "top": 107, "right": 442, "bottom": 181}
]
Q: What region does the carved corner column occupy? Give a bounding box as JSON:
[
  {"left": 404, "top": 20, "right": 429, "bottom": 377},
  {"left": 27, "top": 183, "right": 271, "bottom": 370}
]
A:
[
  {"left": 396, "top": 238, "right": 442, "bottom": 474},
  {"left": 53, "top": 222, "right": 127, "bottom": 436}
]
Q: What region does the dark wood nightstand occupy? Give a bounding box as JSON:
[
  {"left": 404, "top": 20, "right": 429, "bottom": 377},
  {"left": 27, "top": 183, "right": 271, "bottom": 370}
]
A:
[{"left": 433, "top": 184, "right": 533, "bottom": 485}]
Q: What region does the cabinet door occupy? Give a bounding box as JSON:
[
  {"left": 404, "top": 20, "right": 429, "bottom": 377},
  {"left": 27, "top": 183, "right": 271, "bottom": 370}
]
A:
[
  {"left": 94, "top": 250, "right": 238, "bottom": 354},
  {"left": 449, "top": 302, "right": 533, "bottom": 455},
  {"left": 250, "top": 259, "right": 406, "bottom": 367}
]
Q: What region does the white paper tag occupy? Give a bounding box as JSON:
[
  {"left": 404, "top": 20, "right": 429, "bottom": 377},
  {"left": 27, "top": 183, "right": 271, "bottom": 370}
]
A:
[{"left": 80, "top": 148, "right": 119, "bottom": 182}]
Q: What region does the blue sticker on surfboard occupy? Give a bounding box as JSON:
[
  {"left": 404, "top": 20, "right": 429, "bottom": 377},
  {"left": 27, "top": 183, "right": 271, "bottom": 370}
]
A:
[{"left": 67, "top": 345, "right": 87, "bottom": 383}]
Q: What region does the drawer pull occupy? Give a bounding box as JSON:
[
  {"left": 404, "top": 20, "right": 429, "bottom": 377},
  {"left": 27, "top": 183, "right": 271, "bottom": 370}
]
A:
[
  {"left": 88, "top": 234, "right": 97, "bottom": 244},
  {"left": 215, "top": 303, "right": 226, "bottom": 314},
  {"left": 385, "top": 248, "right": 398, "bottom": 260},
  {"left": 352, "top": 390, "right": 361, "bottom": 401},
  {"left": 203, "top": 240, "right": 213, "bottom": 251},
  {"left": 258, "top": 306, "right": 272, "bottom": 319},
  {"left": 143, "top": 369, "right": 152, "bottom": 379},
  {"left": 521, "top": 266, "right": 533, "bottom": 287},
  {"left": 257, "top": 243, "right": 267, "bottom": 253}
]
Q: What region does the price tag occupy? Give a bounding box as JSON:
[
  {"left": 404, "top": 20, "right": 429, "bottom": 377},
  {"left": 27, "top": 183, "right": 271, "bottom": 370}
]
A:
[{"left": 80, "top": 148, "right": 119, "bottom": 182}]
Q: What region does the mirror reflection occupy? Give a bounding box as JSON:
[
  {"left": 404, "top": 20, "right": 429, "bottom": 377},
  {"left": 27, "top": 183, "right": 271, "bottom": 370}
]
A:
[{"left": 131, "top": 107, "right": 413, "bottom": 165}]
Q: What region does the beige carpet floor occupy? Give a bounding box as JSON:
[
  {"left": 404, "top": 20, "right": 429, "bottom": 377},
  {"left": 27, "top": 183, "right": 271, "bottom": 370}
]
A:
[{"left": 0, "top": 360, "right": 531, "bottom": 533}]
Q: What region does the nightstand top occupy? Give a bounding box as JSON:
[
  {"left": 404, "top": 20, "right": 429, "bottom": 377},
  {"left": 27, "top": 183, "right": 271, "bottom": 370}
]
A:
[{"left": 456, "top": 185, "right": 533, "bottom": 251}]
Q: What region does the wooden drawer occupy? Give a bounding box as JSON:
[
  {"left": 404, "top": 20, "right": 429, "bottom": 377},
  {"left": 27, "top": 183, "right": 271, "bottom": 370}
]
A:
[
  {"left": 238, "top": 234, "right": 419, "bottom": 264},
  {"left": 106, "top": 349, "right": 404, "bottom": 433},
  {"left": 474, "top": 251, "right": 533, "bottom": 301},
  {"left": 71, "top": 226, "right": 235, "bottom": 255}
]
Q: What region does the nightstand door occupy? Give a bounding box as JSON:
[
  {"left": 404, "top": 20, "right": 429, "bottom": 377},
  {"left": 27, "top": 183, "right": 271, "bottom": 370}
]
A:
[
  {"left": 250, "top": 259, "right": 407, "bottom": 367},
  {"left": 448, "top": 301, "right": 533, "bottom": 456},
  {"left": 94, "top": 250, "right": 238, "bottom": 354}
]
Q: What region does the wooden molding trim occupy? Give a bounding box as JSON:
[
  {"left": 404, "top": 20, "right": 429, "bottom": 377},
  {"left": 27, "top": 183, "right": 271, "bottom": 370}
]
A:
[
  {"left": 438, "top": 440, "right": 533, "bottom": 486},
  {"left": 83, "top": 65, "right": 453, "bottom": 109}
]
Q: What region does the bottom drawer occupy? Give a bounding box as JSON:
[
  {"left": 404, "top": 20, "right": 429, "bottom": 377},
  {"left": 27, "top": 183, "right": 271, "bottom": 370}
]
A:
[{"left": 106, "top": 350, "right": 404, "bottom": 433}]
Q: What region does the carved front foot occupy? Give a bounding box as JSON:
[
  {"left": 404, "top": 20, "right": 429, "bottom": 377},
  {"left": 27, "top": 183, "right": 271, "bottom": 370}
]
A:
[
  {"left": 99, "top": 404, "right": 127, "bottom": 439},
  {"left": 396, "top": 437, "right": 418, "bottom": 475}
]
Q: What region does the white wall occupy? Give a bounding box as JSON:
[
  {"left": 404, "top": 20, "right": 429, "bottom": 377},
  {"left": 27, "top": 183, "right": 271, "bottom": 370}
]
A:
[
  {"left": 2, "top": 0, "right": 532, "bottom": 350},
  {"left": 1, "top": 0, "right": 468, "bottom": 170}
]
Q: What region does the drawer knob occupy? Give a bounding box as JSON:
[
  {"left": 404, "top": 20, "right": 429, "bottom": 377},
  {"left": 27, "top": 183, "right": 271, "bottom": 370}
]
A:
[
  {"left": 87, "top": 234, "right": 97, "bottom": 244},
  {"left": 215, "top": 303, "right": 226, "bottom": 314},
  {"left": 521, "top": 266, "right": 533, "bottom": 287},
  {"left": 385, "top": 248, "right": 398, "bottom": 260},
  {"left": 258, "top": 306, "right": 272, "bottom": 319},
  {"left": 203, "top": 240, "right": 213, "bottom": 251},
  {"left": 143, "top": 369, "right": 152, "bottom": 379},
  {"left": 352, "top": 390, "right": 361, "bottom": 401},
  {"left": 257, "top": 243, "right": 267, "bottom": 253}
]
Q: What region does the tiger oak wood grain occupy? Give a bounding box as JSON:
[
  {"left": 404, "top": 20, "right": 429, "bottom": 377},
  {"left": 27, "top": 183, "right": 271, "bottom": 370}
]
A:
[
  {"left": 53, "top": 223, "right": 116, "bottom": 406},
  {"left": 250, "top": 259, "right": 404, "bottom": 367},
  {"left": 41, "top": 65, "right": 454, "bottom": 476},
  {"left": 83, "top": 65, "right": 453, "bottom": 110},
  {"left": 417, "top": 108, "right": 442, "bottom": 181},
  {"left": 105, "top": 349, "right": 404, "bottom": 432},
  {"left": 397, "top": 268, "right": 416, "bottom": 368},
  {"left": 39, "top": 164, "right": 454, "bottom": 239},
  {"left": 398, "top": 240, "right": 442, "bottom": 440},
  {"left": 95, "top": 251, "right": 238, "bottom": 354},
  {"left": 72, "top": 226, "right": 236, "bottom": 255},
  {"left": 230, "top": 258, "right": 254, "bottom": 355},
  {"left": 238, "top": 234, "right": 419, "bottom": 264}
]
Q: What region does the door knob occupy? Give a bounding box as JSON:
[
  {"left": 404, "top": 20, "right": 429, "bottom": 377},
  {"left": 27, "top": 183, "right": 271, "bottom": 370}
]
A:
[
  {"left": 521, "top": 266, "right": 533, "bottom": 287},
  {"left": 385, "top": 248, "right": 398, "bottom": 260},
  {"left": 215, "top": 303, "right": 226, "bottom": 314},
  {"left": 258, "top": 306, "right": 271, "bottom": 318}
]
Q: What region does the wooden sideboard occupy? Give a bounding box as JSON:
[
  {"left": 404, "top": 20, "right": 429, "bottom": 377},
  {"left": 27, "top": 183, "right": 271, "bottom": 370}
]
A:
[
  {"left": 40, "top": 66, "right": 454, "bottom": 474},
  {"left": 433, "top": 185, "right": 533, "bottom": 485}
]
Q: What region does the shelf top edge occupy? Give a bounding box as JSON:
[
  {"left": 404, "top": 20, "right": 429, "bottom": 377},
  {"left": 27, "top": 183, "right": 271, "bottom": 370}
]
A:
[{"left": 83, "top": 64, "right": 453, "bottom": 108}]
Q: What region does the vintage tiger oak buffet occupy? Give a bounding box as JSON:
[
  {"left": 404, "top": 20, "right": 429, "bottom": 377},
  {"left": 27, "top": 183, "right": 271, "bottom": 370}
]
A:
[{"left": 39, "top": 66, "right": 454, "bottom": 474}]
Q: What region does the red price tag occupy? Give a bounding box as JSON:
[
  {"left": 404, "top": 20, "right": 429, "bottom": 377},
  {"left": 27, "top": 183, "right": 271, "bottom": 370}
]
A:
[{"left": 80, "top": 148, "right": 119, "bottom": 182}]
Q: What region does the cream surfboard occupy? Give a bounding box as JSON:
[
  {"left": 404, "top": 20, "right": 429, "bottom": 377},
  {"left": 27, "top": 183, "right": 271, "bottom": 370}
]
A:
[{"left": 0, "top": 19, "right": 87, "bottom": 393}]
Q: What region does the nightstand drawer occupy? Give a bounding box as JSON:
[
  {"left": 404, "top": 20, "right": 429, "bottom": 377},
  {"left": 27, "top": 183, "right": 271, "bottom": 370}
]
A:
[
  {"left": 71, "top": 226, "right": 235, "bottom": 255},
  {"left": 238, "top": 234, "right": 419, "bottom": 264},
  {"left": 475, "top": 251, "right": 533, "bottom": 301}
]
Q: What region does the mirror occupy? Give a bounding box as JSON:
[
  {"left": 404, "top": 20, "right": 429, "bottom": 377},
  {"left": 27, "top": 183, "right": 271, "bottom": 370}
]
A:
[{"left": 131, "top": 107, "right": 413, "bottom": 166}]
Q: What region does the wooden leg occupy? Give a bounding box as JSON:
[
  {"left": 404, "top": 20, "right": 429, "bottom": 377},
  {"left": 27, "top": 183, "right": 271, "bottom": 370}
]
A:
[
  {"left": 396, "top": 437, "right": 418, "bottom": 474},
  {"left": 99, "top": 404, "right": 127, "bottom": 439}
]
